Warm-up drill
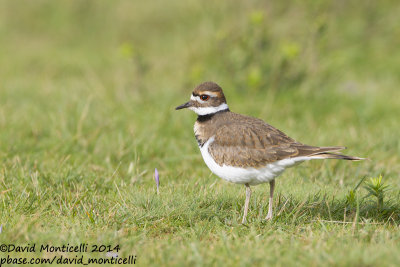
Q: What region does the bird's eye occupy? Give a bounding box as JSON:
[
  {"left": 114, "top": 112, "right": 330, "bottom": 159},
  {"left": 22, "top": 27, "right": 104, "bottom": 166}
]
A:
[{"left": 200, "top": 95, "right": 210, "bottom": 101}]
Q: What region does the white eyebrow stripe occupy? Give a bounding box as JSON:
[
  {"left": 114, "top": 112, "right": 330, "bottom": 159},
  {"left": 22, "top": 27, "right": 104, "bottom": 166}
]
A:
[{"left": 201, "top": 91, "right": 218, "bottom": 97}]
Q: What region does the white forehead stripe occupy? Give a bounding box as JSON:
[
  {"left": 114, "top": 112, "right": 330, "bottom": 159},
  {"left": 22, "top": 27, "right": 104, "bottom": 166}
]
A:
[
  {"left": 190, "top": 95, "right": 200, "bottom": 102},
  {"left": 189, "top": 103, "right": 229, "bottom": 116}
]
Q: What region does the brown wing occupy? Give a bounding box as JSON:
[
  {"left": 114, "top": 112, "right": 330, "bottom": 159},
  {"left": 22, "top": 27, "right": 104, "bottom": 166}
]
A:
[{"left": 208, "top": 122, "right": 344, "bottom": 168}]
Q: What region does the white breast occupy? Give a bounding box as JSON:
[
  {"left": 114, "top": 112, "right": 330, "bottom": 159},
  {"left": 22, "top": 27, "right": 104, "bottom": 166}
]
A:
[{"left": 199, "top": 136, "right": 314, "bottom": 185}]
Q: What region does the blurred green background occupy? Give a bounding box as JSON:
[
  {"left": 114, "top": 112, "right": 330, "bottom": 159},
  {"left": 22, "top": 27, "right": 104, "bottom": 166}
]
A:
[{"left": 1, "top": 0, "right": 400, "bottom": 266}]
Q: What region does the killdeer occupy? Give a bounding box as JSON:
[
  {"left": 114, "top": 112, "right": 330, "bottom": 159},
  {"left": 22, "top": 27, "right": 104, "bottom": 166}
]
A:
[{"left": 176, "top": 81, "right": 363, "bottom": 223}]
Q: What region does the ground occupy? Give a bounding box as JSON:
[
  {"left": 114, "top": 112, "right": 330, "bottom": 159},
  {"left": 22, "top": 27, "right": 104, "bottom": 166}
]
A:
[{"left": 0, "top": 0, "right": 400, "bottom": 266}]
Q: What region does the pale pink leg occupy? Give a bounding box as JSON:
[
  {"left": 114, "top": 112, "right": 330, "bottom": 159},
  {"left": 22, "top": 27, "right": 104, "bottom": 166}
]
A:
[
  {"left": 265, "top": 180, "right": 275, "bottom": 220},
  {"left": 241, "top": 183, "right": 251, "bottom": 224}
]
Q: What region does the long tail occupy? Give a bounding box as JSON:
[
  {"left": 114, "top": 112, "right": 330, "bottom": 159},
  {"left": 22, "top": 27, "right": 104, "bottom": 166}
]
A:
[{"left": 310, "top": 152, "right": 365, "bottom": 161}]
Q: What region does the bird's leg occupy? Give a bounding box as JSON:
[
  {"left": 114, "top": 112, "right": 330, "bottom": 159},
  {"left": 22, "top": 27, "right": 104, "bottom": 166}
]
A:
[
  {"left": 265, "top": 180, "right": 275, "bottom": 220},
  {"left": 241, "top": 183, "right": 251, "bottom": 224}
]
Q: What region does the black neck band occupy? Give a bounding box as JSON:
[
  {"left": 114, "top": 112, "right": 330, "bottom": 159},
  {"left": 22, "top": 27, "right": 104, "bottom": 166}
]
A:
[{"left": 196, "top": 108, "right": 230, "bottom": 122}]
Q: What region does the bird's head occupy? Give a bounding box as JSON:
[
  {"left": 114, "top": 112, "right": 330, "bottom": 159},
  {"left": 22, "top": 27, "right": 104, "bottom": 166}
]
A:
[{"left": 175, "top": 81, "right": 229, "bottom": 116}]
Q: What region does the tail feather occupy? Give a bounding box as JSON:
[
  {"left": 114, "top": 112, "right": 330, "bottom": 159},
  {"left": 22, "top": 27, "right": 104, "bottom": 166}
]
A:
[
  {"left": 311, "top": 152, "right": 364, "bottom": 161},
  {"left": 294, "top": 144, "right": 346, "bottom": 157}
]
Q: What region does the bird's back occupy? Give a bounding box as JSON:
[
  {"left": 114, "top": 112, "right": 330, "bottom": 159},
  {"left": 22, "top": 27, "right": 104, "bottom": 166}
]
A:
[{"left": 195, "top": 111, "right": 348, "bottom": 168}]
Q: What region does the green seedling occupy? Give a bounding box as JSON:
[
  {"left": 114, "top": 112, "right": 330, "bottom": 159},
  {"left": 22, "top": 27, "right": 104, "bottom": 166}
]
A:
[{"left": 364, "top": 174, "right": 390, "bottom": 210}]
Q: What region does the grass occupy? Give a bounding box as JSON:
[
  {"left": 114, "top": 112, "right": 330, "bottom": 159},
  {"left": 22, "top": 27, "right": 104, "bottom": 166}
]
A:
[{"left": 1, "top": 0, "right": 400, "bottom": 266}]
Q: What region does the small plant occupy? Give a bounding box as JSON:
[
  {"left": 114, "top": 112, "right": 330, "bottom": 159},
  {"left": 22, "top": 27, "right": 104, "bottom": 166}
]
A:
[
  {"left": 364, "top": 174, "right": 390, "bottom": 210},
  {"left": 346, "top": 189, "right": 356, "bottom": 206},
  {"left": 346, "top": 176, "right": 367, "bottom": 207}
]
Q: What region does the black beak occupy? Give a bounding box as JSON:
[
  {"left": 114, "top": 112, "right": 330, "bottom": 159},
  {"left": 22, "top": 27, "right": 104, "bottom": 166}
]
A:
[{"left": 175, "top": 101, "right": 192, "bottom": 110}]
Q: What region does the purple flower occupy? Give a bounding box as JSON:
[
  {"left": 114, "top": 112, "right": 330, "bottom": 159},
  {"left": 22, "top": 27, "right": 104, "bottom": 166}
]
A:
[
  {"left": 154, "top": 168, "right": 160, "bottom": 194},
  {"left": 106, "top": 251, "right": 119, "bottom": 258},
  {"left": 0, "top": 224, "right": 2, "bottom": 234}
]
